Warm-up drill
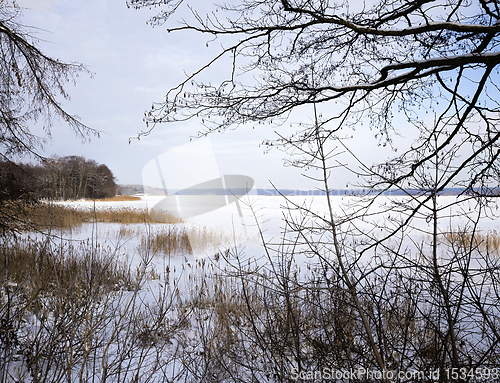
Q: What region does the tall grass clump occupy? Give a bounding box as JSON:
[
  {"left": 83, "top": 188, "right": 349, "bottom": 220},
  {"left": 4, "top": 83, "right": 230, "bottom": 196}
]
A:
[
  {"left": 0, "top": 236, "right": 136, "bottom": 297},
  {"left": 140, "top": 226, "right": 192, "bottom": 256},
  {"left": 93, "top": 207, "right": 181, "bottom": 224},
  {"left": 17, "top": 203, "right": 182, "bottom": 232},
  {"left": 138, "top": 225, "right": 240, "bottom": 256},
  {"left": 445, "top": 228, "right": 500, "bottom": 256},
  {"left": 0, "top": 233, "right": 185, "bottom": 382},
  {"left": 96, "top": 195, "right": 142, "bottom": 202}
]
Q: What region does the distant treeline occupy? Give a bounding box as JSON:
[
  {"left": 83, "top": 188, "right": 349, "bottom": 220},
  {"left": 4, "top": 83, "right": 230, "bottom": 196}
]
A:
[
  {"left": 119, "top": 184, "right": 146, "bottom": 196},
  {"left": 122, "top": 185, "right": 471, "bottom": 197},
  {"left": 0, "top": 156, "right": 119, "bottom": 201}
]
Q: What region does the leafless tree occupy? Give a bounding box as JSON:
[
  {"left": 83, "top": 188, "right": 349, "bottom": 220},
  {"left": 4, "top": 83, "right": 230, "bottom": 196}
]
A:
[
  {"left": 127, "top": 0, "right": 500, "bottom": 381},
  {"left": 0, "top": 3, "right": 98, "bottom": 232},
  {"left": 0, "top": 4, "right": 96, "bottom": 159},
  {"left": 0, "top": 4, "right": 92, "bottom": 214}
]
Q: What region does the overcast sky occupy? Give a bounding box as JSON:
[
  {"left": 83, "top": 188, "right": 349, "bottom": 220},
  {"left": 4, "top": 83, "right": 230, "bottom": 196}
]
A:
[{"left": 19, "top": 1, "right": 404, "bottom": 191}]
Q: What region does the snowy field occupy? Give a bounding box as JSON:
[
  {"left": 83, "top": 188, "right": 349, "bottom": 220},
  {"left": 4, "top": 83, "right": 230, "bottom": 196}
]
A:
[
  {"left": 51, "top": 194, "right": 500, "bottom": 267},
  {"left": 6, "top": 194, "right": 500, "bottom": 382},
  {"left": 38, "top": 193, "right": 500, "bottom": 290}
]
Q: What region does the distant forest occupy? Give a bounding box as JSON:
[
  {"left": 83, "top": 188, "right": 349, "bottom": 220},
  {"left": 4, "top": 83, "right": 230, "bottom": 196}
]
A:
[
  {"left": 0, "top": 156, "right": 119, "bottom": 201},
  {"left": 122, "top": 185, "right": 470, "bottom": 197}
]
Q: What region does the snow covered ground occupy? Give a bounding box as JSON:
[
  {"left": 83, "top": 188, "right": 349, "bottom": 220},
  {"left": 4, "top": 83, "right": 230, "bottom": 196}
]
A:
[
  {"left": 41, "top": 193, "right": 500, "bottom": 288},
  {"left": 9, "top": 194, "right": 500, "bottom": 382},
  {"left": 52, "top": 194, "right": 500, "bottom": 260}
]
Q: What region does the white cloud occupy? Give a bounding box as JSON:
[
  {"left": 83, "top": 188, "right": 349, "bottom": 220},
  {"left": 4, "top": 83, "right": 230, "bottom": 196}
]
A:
[{"left": 17, "top": 2, "right": 352, "bottom": 188}]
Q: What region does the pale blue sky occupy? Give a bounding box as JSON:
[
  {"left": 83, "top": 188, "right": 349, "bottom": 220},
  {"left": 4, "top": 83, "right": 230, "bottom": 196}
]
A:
[
  {"left": 18, "top": 1, "right": 418, "bottom": 191},
  {"left": 19, "top": 1, "right": 327, "bottom": 189}
]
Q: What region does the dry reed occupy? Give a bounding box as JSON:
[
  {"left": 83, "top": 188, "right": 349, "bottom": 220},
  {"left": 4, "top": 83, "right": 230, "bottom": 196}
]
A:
[
  {"left": 0, "top": 237, "right": 136, "bottom": 296},
  {"left": 138, "top": 225, "right": 236, "bottom": 256},
  {"left": 444, "top": 229, "right": 500, "bottom": 255},
  {"left": 18, "top": 203, "right": 182, "bottom": 231},
  {"left": 96, "top": 195, "right": 142, "bottom": 202}
]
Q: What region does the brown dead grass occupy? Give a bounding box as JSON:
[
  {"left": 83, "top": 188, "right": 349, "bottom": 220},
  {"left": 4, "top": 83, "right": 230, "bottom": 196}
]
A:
[
  {"left": 138, "top": 225, "right": 235, "bottom": 256},
  {"left": 18, "top": 203, "right": 182, "bottom": 231},
  {"left": 97, "top": 195, "right": 142, "bottom": 201},
  {"left": 444, "top": 229, "right": 500, "bottom": 255},
  {"left": 92, "top": 207, "right": 181, "bottom": 224},
  {"left": 0, "top": 236, "right": 136, "bottom": 295}
]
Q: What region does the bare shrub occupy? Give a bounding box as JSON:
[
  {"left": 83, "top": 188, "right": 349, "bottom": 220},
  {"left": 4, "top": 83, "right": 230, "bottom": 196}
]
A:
[{"left": 0, "top": 232, "right": 188, "bottom": 382}]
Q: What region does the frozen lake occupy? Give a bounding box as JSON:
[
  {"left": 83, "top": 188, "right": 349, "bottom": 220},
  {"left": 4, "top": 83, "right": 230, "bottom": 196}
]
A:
[
  {"left": 11, "top": 193, "right": 500, "bottom": 382},
  {"left": 47, "top": 194, "right": 500, "bottom": 277}
]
